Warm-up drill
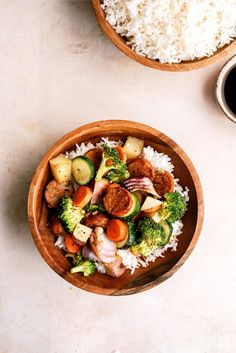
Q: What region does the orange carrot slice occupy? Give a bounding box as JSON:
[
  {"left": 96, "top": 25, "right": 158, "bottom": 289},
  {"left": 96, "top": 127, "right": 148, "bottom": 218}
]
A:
[
  {"left": 107, "top": 219, "right": 128, "bottom": 242},
  {"left": 116, "top": 146, "right": 127, "bottom": 162},
  {"left": 73, "top": 186, "right": 93, "bottom": 208},
  {"left": 64, "top": 235, "right": 80, "bottom": 254}
]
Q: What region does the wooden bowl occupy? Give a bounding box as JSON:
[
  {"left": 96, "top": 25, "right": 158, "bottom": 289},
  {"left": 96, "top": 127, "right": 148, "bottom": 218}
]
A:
[
  {"left": 92, "top": 0, "right": 236, "bottom": 71},
  {"left": 28, "top": 120, "right": 204, "bottom": 295}
]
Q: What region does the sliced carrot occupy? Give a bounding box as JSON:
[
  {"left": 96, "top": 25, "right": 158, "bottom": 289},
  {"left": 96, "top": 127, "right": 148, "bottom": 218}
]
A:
[
  {"left": 116, "top": 146, "right": 127, "bottom": 162},
  {"left": 73, "top": 186, "right": 93, "bottom": 208},
  {"left": 107, "top": 219, "right": 128, "bottom": 242},
  {"left": 64, "top": 235, "right": 80, "bottom": 254}
]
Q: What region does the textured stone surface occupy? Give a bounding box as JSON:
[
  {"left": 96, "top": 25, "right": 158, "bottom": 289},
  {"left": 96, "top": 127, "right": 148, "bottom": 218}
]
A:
[{"left": 0, "top": 1, "right": 236, "bottom": 353}]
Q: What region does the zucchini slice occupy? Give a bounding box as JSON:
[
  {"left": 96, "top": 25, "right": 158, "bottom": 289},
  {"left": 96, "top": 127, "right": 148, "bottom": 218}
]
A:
[
  {"left": 120, "top": 193, "right": 141, "bottom": 219},
  {"left": 72, "top": 156, "right": 95, "bottom": 185},
  {"left": 159, "top": 220, "right": 173, "bottom": 246},
  {"left": 125, "top": 221, "right": 137, "bottom": 247}
]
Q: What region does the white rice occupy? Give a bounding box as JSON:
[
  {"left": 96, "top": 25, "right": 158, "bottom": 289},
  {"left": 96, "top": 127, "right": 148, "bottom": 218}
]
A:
[
  {"left": 142, "top": 146, "right": 174, "bottom": 174},
  {"left": 102, "top": 0, "right": 236, "bottom": 63},
  {"left": 55, "top": 138, "right": 189, "bottom": 274},
  {"left": 66, "top": 137, "right": 122, "bottom": 160}
]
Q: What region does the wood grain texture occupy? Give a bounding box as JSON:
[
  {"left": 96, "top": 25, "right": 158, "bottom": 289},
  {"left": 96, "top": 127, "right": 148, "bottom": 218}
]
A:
[
  {"left": 92, "top": 0, "right": 236, "bottom": 71},
  {"left": 28, "top": 120, "right": 204, "bottom": 295}
]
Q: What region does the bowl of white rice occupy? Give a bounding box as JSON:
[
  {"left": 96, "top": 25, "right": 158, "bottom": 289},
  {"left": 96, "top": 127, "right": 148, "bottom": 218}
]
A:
[
  {"left": 28, "top": 120, "right": 204, "bottom": 295},
  {"left": 93, "top": 0, "right": 236, "bottom": 71}
]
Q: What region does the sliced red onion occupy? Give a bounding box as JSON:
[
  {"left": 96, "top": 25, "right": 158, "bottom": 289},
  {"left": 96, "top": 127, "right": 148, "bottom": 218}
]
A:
[{"left": 124, "top": 177, "right": 159, "bottom": 197}]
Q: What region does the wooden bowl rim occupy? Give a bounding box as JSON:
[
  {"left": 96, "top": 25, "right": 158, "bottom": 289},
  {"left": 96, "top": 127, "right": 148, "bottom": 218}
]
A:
[
  {"left": 28, "top": 120, "right": 204, "bottom": 295},
  {"left": 92, "top": 0, "right": 236, "bottom": 71}
]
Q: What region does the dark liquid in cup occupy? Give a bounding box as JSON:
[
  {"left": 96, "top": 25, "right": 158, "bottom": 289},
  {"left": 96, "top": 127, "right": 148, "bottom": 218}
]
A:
[{"left": 224, "top": 66, "right": 236, "bottom": 115}]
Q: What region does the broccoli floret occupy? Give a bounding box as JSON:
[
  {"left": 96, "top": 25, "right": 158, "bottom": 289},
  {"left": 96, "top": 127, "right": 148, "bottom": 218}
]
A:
[
  {"left": 131, "top": 218, "right": 165, "bottom": 257},
  {"left": 65, "top": 252, "right": 83, "bottom": 265},
  {"left": 84, "top": 202, "right": 105, "bottom": 214},
  {"left": 58, "top": 196, "right": 85, "bottom": 233},
  {"left": 159, "top": 192, "right": 186, "bottom": 223},
  {"left": 96, "top": 144, "right": 130, "bottom": 182},
  {"left": 70, "top": 259, "right": 96, "bottom": 276}
]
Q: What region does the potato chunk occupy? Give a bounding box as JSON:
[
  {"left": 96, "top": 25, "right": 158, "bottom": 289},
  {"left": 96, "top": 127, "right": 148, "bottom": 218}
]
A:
[
  {"left": 49, "top": 154, "right": 72, "bottom": 184},
  {"left": 123, "top": 136, "right": 144, "bottom": 160}
]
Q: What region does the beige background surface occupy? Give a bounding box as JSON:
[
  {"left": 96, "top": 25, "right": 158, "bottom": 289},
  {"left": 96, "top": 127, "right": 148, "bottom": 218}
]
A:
[{"left": 0, "top": 1, "right": 236, "bottom": 353}]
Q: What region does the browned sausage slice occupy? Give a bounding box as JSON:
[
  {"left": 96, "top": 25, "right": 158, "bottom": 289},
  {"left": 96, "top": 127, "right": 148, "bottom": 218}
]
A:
[
  {"left": 45, "top": 180, "right": 73, "bottom": 208},
  {"left": 153, "top": 170, "right": 174, "bottom": 196},
  {"left": 128, "top": 158, "right": 155, "bottom": 181},
  {"left": 83, "top": 213, "right": 109, "bottom": 228},
  {"left": 103, "top": 186, "right": 133, "bottom": 217},
  {"left": 85, "top": 147, "right": 103, "bottom": 170}
]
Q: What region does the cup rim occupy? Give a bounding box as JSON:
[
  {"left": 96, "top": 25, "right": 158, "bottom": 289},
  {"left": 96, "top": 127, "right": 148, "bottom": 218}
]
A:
[{"left": 216, "top": 55, "right": 236, "bottom": 124}]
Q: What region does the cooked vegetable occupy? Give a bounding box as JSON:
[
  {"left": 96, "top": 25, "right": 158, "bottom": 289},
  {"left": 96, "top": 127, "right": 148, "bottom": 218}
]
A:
[
  {"left": 131, "top": 218, "right": 170, "bottom": 256},
  {"left": 49, "top": 154, "right": 72, "bottom": 184},
  {"left": 115, "top": 146, "right": 127, "bottom": 162},
  {"left": 140, "top": 196, "right": 163, "bottom": 213},
  {"left": 116, "top": 234, "right": 129, "bottom": 249},
  {"left": 72, "top": 156, "right": 95, "bottom": 185},
  {"left": 124, "top": 177, "right": 159, "bottom": 197},
  {"left": 84, "top": 202, "right": 106, "bottom": 214},
  {"left": 120, "top": 192, "right": 141, "bottom": 219},
  {"left": 123, "top": 136, "right": 144, "bottom": 160},
  {"left": 73, "top": 223, "right": 93, "bottom": 244},
  {"left": 64, "top": 235, "right": 81, "bottom": 254},
  {"left": 125, "top": 221, "right": 137, "bottom": 247},
  {"left": 158, "top": 192, "right": 186, "bottom": 223},
  {"left": 73, "top": 186, "right": 93, "bottom": 208},
  {"left": 107, "top": 219, "right": 129, "bottom": 242},
  {"left": 58, "top": 196, "right": 85, "bottom": 233},
  {"left": 70, "top": 259, "right": 96, "bottom": 276},
  {"left": 95, "top": 144, "right": 130, "bottom": 182},
  {"left": 65, "top": 251, "right": 83, "bottom": 265},
  {"left": 159, "top": 220, "right": 173, "bottom": 244}
]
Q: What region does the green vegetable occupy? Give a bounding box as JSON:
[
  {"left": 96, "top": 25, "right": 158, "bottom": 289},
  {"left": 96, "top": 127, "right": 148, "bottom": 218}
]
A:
[
  {"left": 131, "top": 218, "right": 169, "bottom": 257},
  {"left": 96, "top": 144, "right": 130, "bottom": 182},
  {"left": 58, "top": 196, "right": 85, "bottom": 233},
  {"left": 120, "top": 193, "right": 140, "bottom": 219},
  {"left": 72, "top": 156, "right": 95, "bottom": 185},
  {"left": 65, "top": 252, "right": 83, "bottom": 265},
  {"left": 70, "top": 259, "right": 96, "bottom": 276},
  {"left": 159, "top": 192, "right": 186, "bottom": 223},
  {"left": 125, "top": 221, "right": 137, "bottom": 247},
  {"left": 84, "top": 202, "right": 106, "bottom": 214}
]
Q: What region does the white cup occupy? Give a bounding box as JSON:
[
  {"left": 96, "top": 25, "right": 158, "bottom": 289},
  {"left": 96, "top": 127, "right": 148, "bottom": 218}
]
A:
[{"left": 216, "top": 55, "right": 236, "bottom": 124}]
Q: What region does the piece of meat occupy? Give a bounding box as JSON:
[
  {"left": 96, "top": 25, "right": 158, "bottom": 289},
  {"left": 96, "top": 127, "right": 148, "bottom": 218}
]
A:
[
  {"left": 128, "top": 158, "right": 155, "bottom": 181},
  {"left": 45, "top": 180, "right": 73, "bottom": 208},
  {"left": 90, "top": 179, "right": 110, "bottom": 204},
  {"left": 153, "top": 170, "right": 174, "bottom": 196},
  {"left": 85, "top": 147, "right": 103, "bottom": 170},
  {"left": 90, "top": 227, "right": 116, "bottom": 263},
  {"left": 104, "top": 257, "right": 126, "bottom": 278},
  {"left": 50, "top": 213, "right": 67, "bottom": 236},
  {"left": 84, "top": 213, "right": 109, "bottom": 228},
  {"left": 103, "top": 186, "right": 133, "bottom": 217}
]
